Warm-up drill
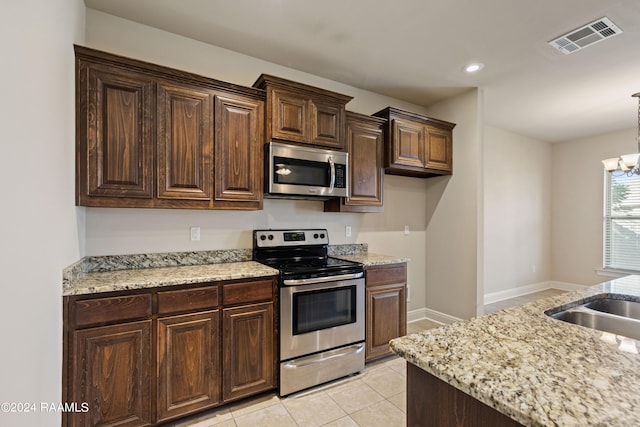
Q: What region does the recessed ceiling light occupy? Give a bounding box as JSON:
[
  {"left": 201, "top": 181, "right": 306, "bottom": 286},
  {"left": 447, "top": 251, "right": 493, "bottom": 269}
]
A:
[{"left": 464, "top": 63, "right": 484, "bottom": 73}]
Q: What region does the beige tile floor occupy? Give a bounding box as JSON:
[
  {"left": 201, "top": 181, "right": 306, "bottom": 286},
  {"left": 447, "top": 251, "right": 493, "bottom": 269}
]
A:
[{"left": 169, "top": 289, "right": 566, "bottom": 427}]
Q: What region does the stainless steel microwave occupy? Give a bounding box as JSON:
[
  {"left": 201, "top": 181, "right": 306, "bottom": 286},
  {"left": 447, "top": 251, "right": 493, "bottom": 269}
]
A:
[{"left": 266, "top": 141, "right": 348, "bottom": 198}]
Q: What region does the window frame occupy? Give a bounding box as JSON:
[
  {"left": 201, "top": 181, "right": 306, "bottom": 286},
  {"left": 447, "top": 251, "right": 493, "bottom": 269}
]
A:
[{"left": 603, "top": 171, "right": 640, "bottom": 273}]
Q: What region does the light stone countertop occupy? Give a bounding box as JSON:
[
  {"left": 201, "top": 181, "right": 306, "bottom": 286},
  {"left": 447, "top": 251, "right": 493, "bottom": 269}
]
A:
[
  {"left": 62, "top": 245, "right": 403, "bottom": 296},
  {"left": 63, "top": 261, "right": 278, "bottom": 296},
  {"left": 390, "top": 275, "right": 640, "bottom": 426},
  {"left": 336, "top": 253, "right": 410, "bottom": 266}
]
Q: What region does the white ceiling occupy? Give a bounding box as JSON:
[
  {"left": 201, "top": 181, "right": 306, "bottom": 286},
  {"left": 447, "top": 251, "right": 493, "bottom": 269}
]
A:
[{"left": 84, "top": 0, "right": 640, "bottom": 143}]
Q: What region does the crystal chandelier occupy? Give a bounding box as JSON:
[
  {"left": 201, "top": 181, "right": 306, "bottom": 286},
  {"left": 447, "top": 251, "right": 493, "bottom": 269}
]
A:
[{"left": 602, "top": 92, "right": 640, "bottom": 176}]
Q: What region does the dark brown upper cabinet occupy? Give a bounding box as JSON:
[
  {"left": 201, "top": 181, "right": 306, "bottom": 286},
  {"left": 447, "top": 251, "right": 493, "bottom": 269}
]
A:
[
  {"left": 213, "top": 95, "right": 264, "bottom": 209},
  {"left": 78, "top": 62, "right": 155, "bottom": 201},
  {"left": 373, "top": 107, "right": 455, "bottom": 177},
  {"left": 75, "top": 45, "right": 265, "bottom": 210},
  {"left": 156, "top": 80, "right": 213, "bottom": 201},
  {"left": 325, "top": 112, "right": 386, "bottom": 213},
  {"left": 252, "top": 74, "right": 353, "bottom": 150}
]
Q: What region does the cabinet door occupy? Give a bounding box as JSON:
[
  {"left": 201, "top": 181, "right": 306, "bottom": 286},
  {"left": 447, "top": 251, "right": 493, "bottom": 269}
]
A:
[
  {"left": 71, "top": 321, "right": 152, "bottom": 427},
  {"left": 345, "top": 119, "right": 383, "bottom": 209},
  {"left": 271, "top": 89, "right": 308, "bottom": 143},
  {"left": 156, "top": 81, "right": 213, "bottom": 200},
  {"left": 424, "top": 125, "right": 452, "bottom": 173},
  {"left": 214, "top": 95, "right": 264, "bottom": 208},
  {"left": 391, "top": 118, "right": 424, "bottom": 169},
  {"left": 81, "top": 64, "right": 154, "bottom": 201},
  {"left": 222, "top": 302, "right": 274, "bottom": 402},
  {"left": 310, "top": 100, "right": 344, "bottom": 149},
  {"left": 156, "top": 311, "right": 220, "bottom": 422},
  {"left": 366, "top": 283, "right": 407, "bottom": 361}
]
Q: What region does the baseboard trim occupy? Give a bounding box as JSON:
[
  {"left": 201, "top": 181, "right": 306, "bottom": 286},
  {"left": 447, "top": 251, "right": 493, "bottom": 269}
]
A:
[
  {"left": 484, "top": 280, "right": 586, "bottom": 305},
  {"left": 408, "top": 280, "right": 586, "bottom": 327},
  {"left": 407, "top": 307, "right": 462, "bottom": 326}
]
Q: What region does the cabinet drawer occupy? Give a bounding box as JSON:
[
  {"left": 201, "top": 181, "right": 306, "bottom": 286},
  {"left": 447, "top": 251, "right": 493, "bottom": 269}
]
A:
[
  {"left": 366, "top": 264, "right": 407, "bottom": 287},
  {"left": 74, "top": 294, "right": 152, "bottom": 327},
  {"left": 223, "top": 279, "right": 273, "bottom": 306},
  {"left": 157, "top": 286, "right": 219, "bottom": 315}
]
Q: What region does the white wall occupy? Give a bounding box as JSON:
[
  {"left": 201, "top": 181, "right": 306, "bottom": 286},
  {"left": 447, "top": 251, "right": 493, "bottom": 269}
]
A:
[
  {"left": 484, "top": 126, "right": 552, "bottom": 294},
  {"left": 422, "top": 89, "right": 482, "bottom": 319},
  {"left": 551, "top": 127, "right": 636, "bottom": 285},
  {"left": 0, "top": 1, "right": 85, "bottom": 426}
]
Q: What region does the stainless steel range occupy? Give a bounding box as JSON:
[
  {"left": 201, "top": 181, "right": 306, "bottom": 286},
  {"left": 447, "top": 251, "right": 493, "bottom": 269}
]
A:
[{"left": 253, "top": 229, "right": 365, "bottom": 396}]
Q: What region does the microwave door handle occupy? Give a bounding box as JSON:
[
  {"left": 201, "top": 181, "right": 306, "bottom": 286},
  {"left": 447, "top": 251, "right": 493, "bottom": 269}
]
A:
[{"left": 328, "top": 156, "right": 335, "bottom": 193}]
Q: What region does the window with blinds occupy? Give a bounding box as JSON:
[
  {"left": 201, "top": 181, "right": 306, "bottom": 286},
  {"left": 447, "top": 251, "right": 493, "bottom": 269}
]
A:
[{"left": 604, "top": 172, "right": 640, "bottom": 271}]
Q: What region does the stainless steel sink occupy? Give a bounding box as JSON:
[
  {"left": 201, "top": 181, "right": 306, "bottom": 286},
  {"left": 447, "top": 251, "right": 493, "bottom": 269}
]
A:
[
  {"left": 545, "top": 294, "right": 640, "bottom": 341},
  {"left": 584, "top": 298, "right": 640, "bottom": 321}
]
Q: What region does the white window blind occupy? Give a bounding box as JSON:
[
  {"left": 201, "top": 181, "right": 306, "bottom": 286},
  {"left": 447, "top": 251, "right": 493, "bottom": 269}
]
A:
[{"left": 604, "top": 172, "right": 640, "bottom": 271}]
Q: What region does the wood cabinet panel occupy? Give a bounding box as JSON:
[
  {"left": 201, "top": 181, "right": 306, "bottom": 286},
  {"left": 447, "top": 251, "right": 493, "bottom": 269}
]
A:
[
  {"left": 325, "top": 112, "right": 385, "bottom": 212},
  {"left": 157, "top": 286, "right": 219, "bottom": 315},
  {"left": 253, "top": 74, "right": 352, "bottom": 150},
  {"left": 365, "top": 264, "right": 407, "bottom": 287},
  {"left": 222, "top": 302, "right": 274, "bottom": 402},
  {"left": 424, "top": 125, "right": 452, "bottom": 172},
  {"left": 75, "top": 46, "right": 265, "bottom": 210},
  {"left": 74, "top": 294, "right": 152, "bottom": 328},
  {"left": 65, "top": 277, "right": 277, "bottom": 426},
  {"left": 214, "top": 95, "right": 264, "bottom": 208},
  {"left": 310, "top": 101, "right": 342, "bottom": 148},
  {"left": 79, "top": 62, "right": 154, "bottom": 202},
  {"left": 366, "top": 283, "right": 406, "bottom": 360},
  {"left": 156, "top": 311, "right": 220, "bottom": 422},
  {"left": 365, "top": 263, "right": 407, "bottom": 361},
  {"left": 271, "top": 89, "right": 308, "bottom": 143},
  {"left": 392, "top": 118, "right": 424, "bottom": 169},
  {"left": 71, "top": 321, "right": 152, "bottom": 427},
  {"left": 157, "top": 81, "right": 212, "bottom": 200},
  {"left": 407, "top": 362, "right": 523, "bottom": 427},
  {"left": 222, "top": 279, "right": 273, "bottom": 306},
  {"left": 374, "top": 107, "right": 455, "bottom": 177}
]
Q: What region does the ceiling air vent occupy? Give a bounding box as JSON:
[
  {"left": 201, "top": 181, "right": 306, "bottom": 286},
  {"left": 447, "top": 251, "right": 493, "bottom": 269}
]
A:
[{"left": 548, "top": 17, "right": 622, "bottom": 54}]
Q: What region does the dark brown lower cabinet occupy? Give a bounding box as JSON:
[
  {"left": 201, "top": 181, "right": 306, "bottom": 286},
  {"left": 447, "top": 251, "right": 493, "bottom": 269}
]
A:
[
  {"left": 365, "top": 263, "right": 407, "bottom": 361},
  {"left": 156, "top": 311, "right": 220, "bottom": 422},
  {"left": 407, "top": 362, "right": 523, "bottom": 427},
  {"left": 222, "top": 302, "right": 274, "bottom": 402},
  {"left": 71, "top": 321, "right": 152, "bottom": 427},
  {"left": 63, "top": 277, "right": 277, "bottom": 427}
]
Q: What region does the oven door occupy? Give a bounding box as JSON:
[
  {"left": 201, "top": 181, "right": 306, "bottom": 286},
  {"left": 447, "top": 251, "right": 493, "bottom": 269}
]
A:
[
  {"left": 268, "top": 141, "right": 348, "bottom": 198},
  {"left": 280, "top": 277, "right": 364, "bottom": 361}
]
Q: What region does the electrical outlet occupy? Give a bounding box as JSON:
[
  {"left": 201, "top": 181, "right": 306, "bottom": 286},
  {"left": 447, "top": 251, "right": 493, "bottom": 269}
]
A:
[
  {"left": 190, "top": 226, "right": 200, "bottom": 241},
  {"left": 345, "top": 225, "right": 352, "bottom": 237},
  {"left": 404, "top": 225, "right": 410, "bottom": 236}
]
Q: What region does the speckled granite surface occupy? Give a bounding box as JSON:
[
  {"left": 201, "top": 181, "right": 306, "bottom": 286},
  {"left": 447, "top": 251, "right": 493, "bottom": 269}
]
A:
[
  {"left": 328, "top": 243, "right": 368, "bottom": 256},
  {"left": 337, "top": 252, "right": 410, "bottom": 266},
  {"left": 62, "top": 244, "right": 400, "bottom": 296},
  {"left": 390, "top": 275, "right": 640, "bottom": 426},
  {"left": 63, "top": 261, "right": 278, "bottom": 296}
]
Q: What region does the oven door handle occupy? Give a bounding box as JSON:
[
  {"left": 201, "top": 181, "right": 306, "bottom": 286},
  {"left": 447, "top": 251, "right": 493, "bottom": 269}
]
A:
[
  {"left": 282, "top": 343, "right": 364, "bottom": 368},
  {"left": 282, "top": 272, "right": 363, "bottom": 286}
]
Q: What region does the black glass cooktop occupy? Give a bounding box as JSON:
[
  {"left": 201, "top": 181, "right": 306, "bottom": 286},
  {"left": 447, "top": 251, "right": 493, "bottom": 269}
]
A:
[
  {"left": 252, "top": 228, "right": 364, "bottom": 283},
  {"left": 261, "top": 256, "right": 361, "bottom": 274}
]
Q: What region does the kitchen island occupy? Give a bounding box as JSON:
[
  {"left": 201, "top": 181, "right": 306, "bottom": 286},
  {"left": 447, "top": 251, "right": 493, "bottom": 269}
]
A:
[{"left": 390, "top": 275, "right": 640, "bottom": 426}]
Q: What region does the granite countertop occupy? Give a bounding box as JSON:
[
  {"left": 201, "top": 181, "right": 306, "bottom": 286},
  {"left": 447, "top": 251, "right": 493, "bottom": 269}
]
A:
[
  {"left": 336, "top": 253, "right": 410, "bottom": 266},
  {"left": 390, "top": 275, "right": 640, "bottom": 426},
  {"left": 63, "top": 244, "right": 405, "bottom": 296},
  {"left": 63, "top": 261, "right": 279, "bottom": 296}
]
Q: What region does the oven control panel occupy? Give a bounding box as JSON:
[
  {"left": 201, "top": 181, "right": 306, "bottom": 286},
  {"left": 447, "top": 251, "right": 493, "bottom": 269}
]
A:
[{"left": 253, "top": 229, "right": 329, "bottom": 247}]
